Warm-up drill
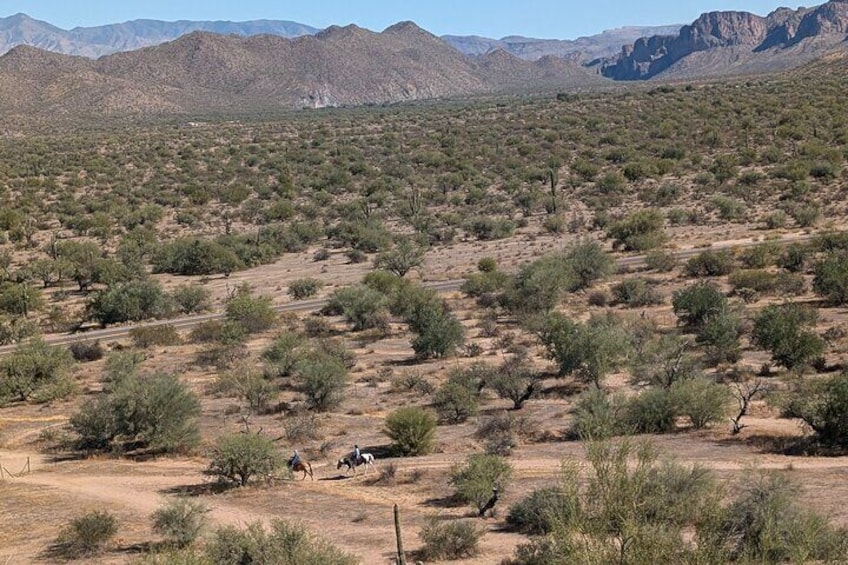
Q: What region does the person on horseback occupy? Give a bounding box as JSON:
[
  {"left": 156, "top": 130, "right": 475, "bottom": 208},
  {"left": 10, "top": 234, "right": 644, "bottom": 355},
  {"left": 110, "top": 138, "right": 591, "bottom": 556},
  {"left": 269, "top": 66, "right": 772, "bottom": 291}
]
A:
[
  {"left": 288, "top": 449, "right": 301, "bottom": 469},
  {"left": 353, "top": 444, "right": 361, "bottom": 466}
]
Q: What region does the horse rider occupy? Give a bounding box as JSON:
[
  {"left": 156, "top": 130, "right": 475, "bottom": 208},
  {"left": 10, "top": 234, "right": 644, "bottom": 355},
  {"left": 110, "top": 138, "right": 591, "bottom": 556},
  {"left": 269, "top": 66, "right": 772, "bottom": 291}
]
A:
[
  {"left": 288, "top": 449, "right": 301, "bottom": 468},
  {"left": 353, "top": 444, "right": 361, "bottom": 466}
]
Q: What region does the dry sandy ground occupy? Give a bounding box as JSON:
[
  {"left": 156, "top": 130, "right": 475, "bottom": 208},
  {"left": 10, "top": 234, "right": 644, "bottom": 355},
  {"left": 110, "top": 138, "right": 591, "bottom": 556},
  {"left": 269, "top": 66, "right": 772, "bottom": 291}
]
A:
[
  {"left": 4, "top": 408, "right": 848, "bottom": 564},
  {"left": 2, "top": 223, "right": 847, "bottom": 564}
]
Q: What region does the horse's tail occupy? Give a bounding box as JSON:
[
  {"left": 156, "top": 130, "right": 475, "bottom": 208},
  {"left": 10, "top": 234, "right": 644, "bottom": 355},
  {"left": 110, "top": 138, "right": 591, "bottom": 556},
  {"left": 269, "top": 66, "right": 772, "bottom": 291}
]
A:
[{"left": 307, "top": 461, "right": 314, "bottom": 480}]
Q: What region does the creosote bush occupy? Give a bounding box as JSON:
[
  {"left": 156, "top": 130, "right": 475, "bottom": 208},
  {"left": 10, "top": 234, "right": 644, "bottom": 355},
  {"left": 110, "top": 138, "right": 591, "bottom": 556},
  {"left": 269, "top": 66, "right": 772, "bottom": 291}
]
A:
[
  {"left": 384, "top": 407, "right": 436, "bottom": 456},
  {"left": 506, "top": 441, "right": 848, "bottom": 565},
  {"left": 418, "top": 517, "right": 485, "bottom": 561},
  {"left": 433, "top": 372, "right": 480, "bottom": 424},
  {"left": 287, "top": 277, "right": 324, "bottom": 300},
  {"left": 205, "top": 520, "right": 356, "bottom": 565},
  {"left": 52, "top": 510, "right": 118, "bottom": 559},
  {"left": 130, "top": 324, "right": 181, "bottom": 349},
  {"left": 152, "top": 499, "right": 209, "bottom": 548},
  {"left": 70, "top": 372, "right": 200, "bottom": 453},
  {"left": 206, "top": 433, "right": 283, "bottom": 487},
  {"left": 784, "top": 371, "right": 848, "bottom": 446},
  {"left": 449, "top": 453, "right": 513, "bottom": 513}
]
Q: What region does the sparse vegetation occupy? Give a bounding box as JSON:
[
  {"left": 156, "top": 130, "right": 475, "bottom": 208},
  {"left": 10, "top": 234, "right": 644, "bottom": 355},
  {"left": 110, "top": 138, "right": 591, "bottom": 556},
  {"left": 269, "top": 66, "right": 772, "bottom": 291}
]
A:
[{"left": 7, "top": 36, "right": 848, "bottom": 564}]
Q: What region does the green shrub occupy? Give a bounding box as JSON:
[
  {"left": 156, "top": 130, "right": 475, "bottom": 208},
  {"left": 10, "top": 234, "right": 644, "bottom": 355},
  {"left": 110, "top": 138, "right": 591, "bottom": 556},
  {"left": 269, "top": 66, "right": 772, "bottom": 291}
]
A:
[
  {"left": 507, "top": 487, "right": 577, "bottom": 535},
  {"left": 507, "top": 441, "right": 724, "bottom": 565},
  {"left": 374, "top": 237, "right": 426, "bottom": 277},
  {"left": 433, "top": 379, "right": 479, "bottom": 424},
  {"left": 450, "top": 453, "right": 513, "bottom": 513},
  {"left": 170, "top": 284, "right": 212, "bottom": 314},
  {"left": 729, "top": 269, "right": 777, "bottom": 296},
  {"left": 287, "top": 278, "right": 324, "bottom": 300},
  {"left": 571, "top": 386, "right": 626, "bottom": 440},
  {"left": 130, "top": 324, "right": 181, "bottom": 349},
  {"left": 70, "top": 372, "right": 200, "bottom": 453},
  {"left": 465, "top": 216, "right": 515, "bottom": 240},
  {"left": 630, "top": 334, "right": 699, "bottom": 389},
  {"left": 295, "top": 351, "right": 348, "bottom": 411},
  {"left": 0, "top": 281, "right": 44, "bottom": 316},
  {"left": 206, "top": 433, "right": 283, "bottom": 487},
  {"left": 685, "top": 249, "right": 735, "bottom": 277},
  {"left": 537, "top": 313, "right": 628, "bottom": 386},
  {"left": 384, "top": 407, "right": 436, "bottom": 456},
  {"left": 752, "top": 303, "right": 825, "bottom": 371},
  {"left": 697, "top": 306, "right": 743, "bottom": 366},
  {"left": 562, "top": 240, "right": 615, "bottom": 291},
  {"left": 778, "top": 243, "right": 809, "bottom": 273},
  {"left": 487, "top": 359, "right": 538, "bottom": 410},
  {"left": 672, "top": 281, "right": 728, "bottom": 329},
  {"left": 671, "top": 377, "right": 731, "bottom": 429},
  {"left": 612, "top": 278, "right": 663, "bottom": 307},
  {"left": 711, "top": 196, "right": 746, "bottom": 221},
  {"left": 206, "top": 520, "right": 356, "bottom": 565},
  {"left": 624, "top": 388, "right": 677, "bottom": 434},
  {"left": 607, "top": 209, "right": 667, "bottom": 251},
  {"left": 69, "top": 340, "right": 104, "bottom": 362},
  {"left": 476, "top": 411, "right": 535, "bottom": 456},
  {"left": 152, "top": 237, "right": 242, "bottom": 276},
  {"left": 418, "top": 518, "right": 485, "bottom": 561},
  {"left": 214, "top": 366, "right": 276, "bottom": 414},
  {"left": 739, "top": 243, "right": 780, "bottom": 269},
  {"left": 645, "top": 249, "right": 677, "bottom": 272},
  {"left": 261, "top": 331, "right": 304, "bottom": 378},
  {"left": 152, "top": 499, "right": 209, "bottom": 548},
  {"left": 53, "top": 510, "right": 118, "bottom": 558},
  {"left": 87, "top": 278, "right": 172, "bottom": 326},
  {"left": 407, "top": 297, "right": 465, "bottom": 359},
  {"left": 0, "top": 339, "right": 74, "bottom": 403},
  {"left": 814, "top": 252, "right": 848, "bottom": 305},
  {"left": 325, "top": 285, "right": 388, "bottom": 331},
  {"left": 225, "top": 285, "right": 277, "bottom": 334},
  {"left": 790, "top": 203, "right": 821, "bottom": 227},
  {"left": 784, "top": 372, "right": 848, "bottom": 446},
  {"left": 763, "top": 209, "right": 788, "bottom": 229},
  {"left": 719, "top": 472, "right": 848, "bottom": 562}
]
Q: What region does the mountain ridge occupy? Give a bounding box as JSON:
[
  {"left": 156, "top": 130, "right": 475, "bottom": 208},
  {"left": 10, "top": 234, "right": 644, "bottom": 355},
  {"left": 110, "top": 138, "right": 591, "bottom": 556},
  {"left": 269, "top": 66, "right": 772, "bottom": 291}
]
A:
[
  {"left": 442, "top": 25, "right": 683, "bottom": 62},
  {"left": 601, "top": 0, "right": 848, "bottom": 80},
  {"left": 0, "top": 22, "right": 607, "bottom": 121},
  {"left": 0, "top": 13, "right": 318, "bottom": 58}
]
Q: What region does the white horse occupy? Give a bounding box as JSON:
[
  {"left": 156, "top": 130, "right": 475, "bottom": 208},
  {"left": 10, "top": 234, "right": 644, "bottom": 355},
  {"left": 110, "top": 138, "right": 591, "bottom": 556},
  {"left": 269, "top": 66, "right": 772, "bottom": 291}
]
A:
[{"left": 337, "top": 452, "right": 376, "bottom": 475}]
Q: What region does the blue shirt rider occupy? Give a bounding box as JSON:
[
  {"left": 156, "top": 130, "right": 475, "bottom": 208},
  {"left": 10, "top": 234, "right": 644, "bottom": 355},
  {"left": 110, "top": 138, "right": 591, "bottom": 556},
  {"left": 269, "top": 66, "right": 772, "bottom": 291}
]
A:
[
  {"left": 289, "top": 449, "right": 301, "bottom": 468},
  {"left": 353, "top": 445, "right": 361, "bottom": 465}
]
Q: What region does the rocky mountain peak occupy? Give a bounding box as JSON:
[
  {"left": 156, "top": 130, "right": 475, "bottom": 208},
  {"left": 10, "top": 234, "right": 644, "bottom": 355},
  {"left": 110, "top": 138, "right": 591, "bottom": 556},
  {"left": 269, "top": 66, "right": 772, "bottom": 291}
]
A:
[{"left": 601, "top": 0, "right": 848, "bottom": 80}]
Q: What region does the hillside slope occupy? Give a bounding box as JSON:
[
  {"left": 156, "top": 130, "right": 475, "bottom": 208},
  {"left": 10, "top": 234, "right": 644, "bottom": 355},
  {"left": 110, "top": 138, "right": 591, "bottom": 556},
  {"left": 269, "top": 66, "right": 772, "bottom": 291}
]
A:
[{"left": 0, "top": 22, "right": 607, "bottom": 121}]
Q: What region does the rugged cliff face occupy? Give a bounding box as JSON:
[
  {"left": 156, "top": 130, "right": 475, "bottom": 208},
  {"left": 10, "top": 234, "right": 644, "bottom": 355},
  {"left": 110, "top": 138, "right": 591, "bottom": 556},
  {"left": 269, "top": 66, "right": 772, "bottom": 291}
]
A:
[{"left": 601, "top": 1, "right": 848, "bottom": 80}]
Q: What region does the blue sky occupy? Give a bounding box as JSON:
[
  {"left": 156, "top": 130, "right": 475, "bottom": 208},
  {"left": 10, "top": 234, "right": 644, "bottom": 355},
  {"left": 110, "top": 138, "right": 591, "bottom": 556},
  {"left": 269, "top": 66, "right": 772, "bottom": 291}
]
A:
[{"left": 7, "top": 1, "right": 808, "bottom": 39}]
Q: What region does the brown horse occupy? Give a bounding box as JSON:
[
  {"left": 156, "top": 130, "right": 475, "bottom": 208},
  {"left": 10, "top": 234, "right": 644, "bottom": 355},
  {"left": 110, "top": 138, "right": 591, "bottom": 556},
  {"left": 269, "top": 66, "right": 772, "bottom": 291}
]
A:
[{"left": 290, "top": 459, "right": 314, "bottom": 480}]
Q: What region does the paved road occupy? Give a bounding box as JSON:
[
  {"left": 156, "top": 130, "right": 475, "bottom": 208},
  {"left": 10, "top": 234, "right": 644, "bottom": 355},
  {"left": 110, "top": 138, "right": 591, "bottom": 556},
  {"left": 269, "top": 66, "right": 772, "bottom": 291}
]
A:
[{"left": 0, "top": 232, "right": 818, "bottom": 355}]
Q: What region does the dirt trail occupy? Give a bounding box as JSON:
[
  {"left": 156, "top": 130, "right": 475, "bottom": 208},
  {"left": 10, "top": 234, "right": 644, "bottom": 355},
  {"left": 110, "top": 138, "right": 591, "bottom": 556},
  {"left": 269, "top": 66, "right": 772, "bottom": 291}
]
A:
[{"left": 4, "top": 436, "right": 848, "bottom": 565}]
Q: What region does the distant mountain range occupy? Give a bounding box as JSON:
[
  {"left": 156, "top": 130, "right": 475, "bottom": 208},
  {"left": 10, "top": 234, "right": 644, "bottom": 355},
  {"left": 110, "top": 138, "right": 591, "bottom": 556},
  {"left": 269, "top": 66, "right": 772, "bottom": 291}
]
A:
[
  {"left": 0, "top": 22, "right": 605, "bottom": 121},
  {"left": 0, "top": 12, "right": 680, "bottom": 64},
  {"left": 2, "top": 2, "right": 848, "bottom": 122},
  {"left": 0, "top": 13, "right": 317, "bottom": 58},
  {"left": 442, "top": 26, "right": 683, "bottom": 63}
]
